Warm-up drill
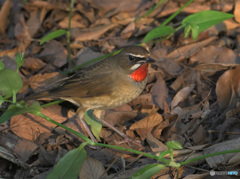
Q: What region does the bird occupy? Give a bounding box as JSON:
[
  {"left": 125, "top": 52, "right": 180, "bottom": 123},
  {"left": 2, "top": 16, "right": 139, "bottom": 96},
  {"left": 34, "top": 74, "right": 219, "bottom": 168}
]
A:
[{"left": 26, "top": 46, "right": 155, "bottom": 143}]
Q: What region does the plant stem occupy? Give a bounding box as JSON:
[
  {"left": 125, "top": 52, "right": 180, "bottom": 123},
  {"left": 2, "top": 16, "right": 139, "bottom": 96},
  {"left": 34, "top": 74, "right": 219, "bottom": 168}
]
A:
[
  {"left": 36, "top": 112, "right": 172, "bottom": 165},
  {"left": 161, "top": 0, "right": 194, "bottom": 26},
  {"left": 41, "top": 100, "right": 64, "bottom": 108},
  {"left": 137, "top": 0, "right": 167, "bottom": 21},
  {"left": 37, "top": 112, "right": 94, "bottom": 145},
  {"left": 180, "top": 149, "right": 240, "bottom": 166},
  {"left": 94, "top": 143, "right": 171, "bottom": 165}
]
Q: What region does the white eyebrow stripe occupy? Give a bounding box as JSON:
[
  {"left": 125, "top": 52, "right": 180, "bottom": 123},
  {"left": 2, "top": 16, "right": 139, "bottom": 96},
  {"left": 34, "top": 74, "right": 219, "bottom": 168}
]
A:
[
  {"left": 130, "top": 63, "right": 142, "bottom": 70},
  {"left": 138, "top": 60, "right": 146, "bottom": 63},
  {"left": 127, "top": 53, "right": 146, "bottom": 58}
]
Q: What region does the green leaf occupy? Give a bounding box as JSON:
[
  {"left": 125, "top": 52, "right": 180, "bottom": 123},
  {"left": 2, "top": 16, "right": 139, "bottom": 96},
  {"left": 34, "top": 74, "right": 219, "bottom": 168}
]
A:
[
  {"left": 0, "top": 102, "right": 41, "bottom": 124},
  {"left": 131, "top": 164, "right": 165, "bottom": 179},
  {"left": 47, "top": 143, "right": 87, "bottom": 179},
  {"left": 15, "top": 52, "right": 25, "bottom": 72},
  {"left": 142, "top": 26, "right": 174, "bottom": 43},
  {"left": 191, "top": 24, "right": 200, "bottom": 40},
  {"left": 84, "top": 110, "right": 102, "bottom": 141},
  {"left": 40, "top": 29, "right": 67, "bottom": 45},
  {"left": 158, "top": 150, "right": 170, "bottom": 159},
  {"left": 0, "top": 95, "right": 3, "bottom": 106},
  {"left": 182, "top": 10, "right": 234, "bottom": 39},
  {"left": 166, "top": 141, "right": 183, "bottom": 150},
  {"left": 0, "top": 69, "right": 23, "bottom": 98},
  {"left": 0, "top": 61, "right": 4, "bottom": 71},
  {"left": 184, "top": 24, "right": 192, "bottom": 38}
]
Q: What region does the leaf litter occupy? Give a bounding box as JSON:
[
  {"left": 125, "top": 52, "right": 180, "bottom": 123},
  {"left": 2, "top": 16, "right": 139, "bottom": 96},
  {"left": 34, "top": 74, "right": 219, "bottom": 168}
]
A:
[{"left": 0, "top": 0, "right": 240, "bottom": 178}]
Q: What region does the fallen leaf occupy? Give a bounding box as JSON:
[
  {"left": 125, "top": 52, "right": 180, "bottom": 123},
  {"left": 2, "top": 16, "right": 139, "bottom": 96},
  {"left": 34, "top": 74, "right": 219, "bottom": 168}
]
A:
[
  {"left": 103, "top": 111, "right": 137, "bottom": 126},
  {"left": 91, "top": 0, "right": 147, "bottom": 14},
  {"left": 10, "top": 105, "right": 67, "bottom": 141},
  {"left": 74, "top": 47, "right": 103, "bottom": 66},
  {"left": 59, "top": 14, "right": 86, "bottom": 29},
  {"left": 190, "top": 46, "right": 240, "bottom": 65},
  {"left": 216, "top": 67, "right": 240, "bottom": 108},
  {"left": 14, "top": 14, "right": 32, "bottom": 51},
  {"left": 171, "top": 84, "right": 195, "bottom": 110},
  {"left": 79, "top": 156, "right": 106, "bottom": 179},
  {"left": 29, "top": 72, "right": 60, "bottom": 92},
  {"left": 73, "top": 24, "right": 116, "bottom": 41},
  {"left": 14, "top": 138, "right": 39, "bottom": 162},
  {"left": 191, "top": 125, "right": 206, "bottom": 145},
  {"left": 204, "top": 138, "right": 240, "bottom": 168},
  {"left": 39, "top": 40, "right": 67, "bottom": 68},
  {"left": 146, "top": 133, "right": 168, "bottom": 152},
  {"left": 0, "top": 0, "right": 12, "bottom": 34},
  {"left": 120, "top": 21, "right": 135, "bottom": 39},
  {"left": 0, "top": 132, "right": 38, "bottom": 162},
  {"left": 27, "top": 9, "right": 42, "bottom": 37},
  {"left": 167, "top": 37, "right": 217, "bottom": 62},
  {"left": 151, "top": 73, "right": 168, "bottom": 110},
  {"left": 193, "top": 63, "right": 240, "bottom": 74},
  {"left": 22, "top": 57, "right": 46, "bottom": 71},
  {"left": 129, "top": 113, "right": 163, "bottom": 140}
]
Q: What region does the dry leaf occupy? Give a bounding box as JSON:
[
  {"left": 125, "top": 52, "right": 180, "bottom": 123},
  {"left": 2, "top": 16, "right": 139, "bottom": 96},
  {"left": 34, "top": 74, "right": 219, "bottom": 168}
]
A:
[
  {"left": 151, "top": 73, "right": 168, "bottom": 110},
  {"left": 73, "top": 24, "right": 116, "bottom": 41},
  {"left": 228, "top": 152, "right": 240, "bottom": 165},
  {"left": 76, "top": 3, "right": 95, "bottom": 23},
  {"left": 167, "top": 37, "right": 217, "bottom": 62},
  {"left": 15, "top": 14, "right": 32, "bottom": 51},
  {"left": 204, "top": 138, "right": 240, "bottom": 168},
  {"left": 194, "top": 63, "right": 240, "bottom": 74},
  {"left": 59, "top": 14, "right": 86, "bottom": 29},
  {"left": 22, "top": 57, "right": 46, "bottom": 71},
  {"left": 27, "top": 9, "right": 42, "bottom": 37},
  {"left": 91, "top": 0, "right": 146, "bottom": 14},
  {"left": 190, "top": 46, "right": 239, "bottom": 65},
  {"left": 39, "top": 40, "right": 67, "bottom": 68},
  {"left": 120, "top": 21, "right": 135, "bottom": 39},
  {"left": 129, "top": 93, "right": 153, "bottom": 109},
  {"left": 146, "top": 133, "right": 168, "bottom": 152},
  {"left": 234, "top": 1, "right": 240, "bottom": 23},
  {"left": 29, "top": 72, "right": 59, "bottom": 92},
  {"left": 103, "top": 111, "right": 137, "bottom": 126},
  {"left": 10, "top": 105, "right": 67, "bottom": 141},
  {"left": 216, "top": 67, "right": 240, "bottom": 108},
  {"left": 129, "top": 113, "right": 163, "bottom": 140},
  {"left": 14, "top": 138, "right": 39, "bottom": 162},
  {"left": 0, "top": 0, "right": 12, "bottom": 34},
  {"left": 171, "top": 103, "right": 201, "bottom": 118},
  {"left": 79, "top": 156, "right": 106, "bottom": 179},
  {"left": 0, "top": 132, "right": 38, "bottom": 163},
  {"left": 171, "top": 84, "right": 195, "bottom": 110},
  {"left": 75, "top": 47, "right": 103, "bottom": 66},
  {"left": 191, "top": 125, "right": 206, "bottom": 145},
  {"left": 183, "top": 173, "right": 209, "bottom": 179},
  {"left": 0, "top": 47, "right": 19, "bottom": 58}
]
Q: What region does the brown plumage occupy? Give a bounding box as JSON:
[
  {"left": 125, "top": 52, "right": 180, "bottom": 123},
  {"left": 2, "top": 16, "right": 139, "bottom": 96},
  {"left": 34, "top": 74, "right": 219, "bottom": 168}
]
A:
[{"left": 27, "top": 46, "right": 154, "bottom": 141}]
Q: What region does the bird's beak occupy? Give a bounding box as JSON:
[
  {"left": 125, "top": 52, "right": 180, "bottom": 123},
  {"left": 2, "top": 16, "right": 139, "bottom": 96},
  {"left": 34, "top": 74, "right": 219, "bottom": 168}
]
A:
[{"left": 146, "top": 57, "right": 156, "bottom": 63}]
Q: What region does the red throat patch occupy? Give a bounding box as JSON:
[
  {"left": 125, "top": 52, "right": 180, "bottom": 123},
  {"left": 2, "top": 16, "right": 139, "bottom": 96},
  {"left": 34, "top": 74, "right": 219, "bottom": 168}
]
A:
[{"left": 129, "top": 63, "right": 148, "bottom": 82}]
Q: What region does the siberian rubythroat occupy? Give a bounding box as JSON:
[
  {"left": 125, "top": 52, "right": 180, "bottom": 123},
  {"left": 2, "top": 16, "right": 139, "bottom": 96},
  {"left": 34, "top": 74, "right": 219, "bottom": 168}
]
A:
[{"left": 27, "top": 46, "right": 155, "bottom": 141}]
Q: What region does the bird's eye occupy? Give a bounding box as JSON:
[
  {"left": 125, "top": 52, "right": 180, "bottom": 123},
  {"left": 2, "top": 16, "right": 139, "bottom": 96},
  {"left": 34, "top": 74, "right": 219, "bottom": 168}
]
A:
[{"left": 128, "top": 55, "right": 135, "bottom": 62}]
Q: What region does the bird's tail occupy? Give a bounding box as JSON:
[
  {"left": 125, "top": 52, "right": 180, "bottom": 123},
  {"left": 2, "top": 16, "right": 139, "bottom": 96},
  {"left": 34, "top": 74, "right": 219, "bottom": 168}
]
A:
[{"left": 23, "top": 91, "right": 52, "bottom": 101}]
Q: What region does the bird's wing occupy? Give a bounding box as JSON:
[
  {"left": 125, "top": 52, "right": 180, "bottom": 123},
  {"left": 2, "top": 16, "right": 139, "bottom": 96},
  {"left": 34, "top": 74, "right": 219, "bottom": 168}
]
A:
[{"left": 47, "top": 71, "right": 116, "bottom": 98}]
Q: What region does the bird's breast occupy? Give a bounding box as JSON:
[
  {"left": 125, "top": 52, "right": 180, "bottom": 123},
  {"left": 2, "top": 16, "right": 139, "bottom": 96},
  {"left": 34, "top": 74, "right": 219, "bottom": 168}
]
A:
[{"left": 79, "top": 75, "right": 148, "bottom": 110}]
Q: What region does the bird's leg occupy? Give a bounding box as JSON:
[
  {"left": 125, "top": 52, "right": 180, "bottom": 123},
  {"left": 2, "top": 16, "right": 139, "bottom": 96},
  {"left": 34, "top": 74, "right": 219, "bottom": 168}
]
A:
[
  {"left": 94, "top": 110, "right": 141, "bottom": 147},
  {"left": 76, "top": 109, "right": 98, "bottom": 143}
]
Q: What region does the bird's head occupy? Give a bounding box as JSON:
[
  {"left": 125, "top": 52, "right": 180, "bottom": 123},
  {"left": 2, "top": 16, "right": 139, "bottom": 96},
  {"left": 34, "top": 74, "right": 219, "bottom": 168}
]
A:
[{"left": 116, "top": 46, "right": 155, "bottom": 82}]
